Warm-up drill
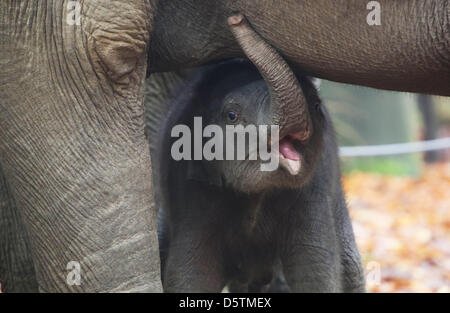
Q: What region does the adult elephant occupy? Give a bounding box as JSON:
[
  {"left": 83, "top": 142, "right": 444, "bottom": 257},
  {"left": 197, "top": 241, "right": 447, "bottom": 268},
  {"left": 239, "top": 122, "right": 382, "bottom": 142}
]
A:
[
  {"left": 149, "top": 0, "right": 450, "bottom": 95},
  {"left": 0, "top": 0, "right": 448, "bottom": 292}
]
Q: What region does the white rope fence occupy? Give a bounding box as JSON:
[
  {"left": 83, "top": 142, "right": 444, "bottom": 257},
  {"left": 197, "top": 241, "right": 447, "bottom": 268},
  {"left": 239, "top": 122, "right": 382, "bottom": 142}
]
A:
[{"left": 339, "top": 137, "right": 450, "bottom": 157}]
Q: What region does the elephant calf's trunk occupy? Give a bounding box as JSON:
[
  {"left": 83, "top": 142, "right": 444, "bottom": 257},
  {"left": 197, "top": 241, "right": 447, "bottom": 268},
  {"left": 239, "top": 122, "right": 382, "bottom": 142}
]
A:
[{"left": 228, "top": 14, "right": 312, "bottom": 141}]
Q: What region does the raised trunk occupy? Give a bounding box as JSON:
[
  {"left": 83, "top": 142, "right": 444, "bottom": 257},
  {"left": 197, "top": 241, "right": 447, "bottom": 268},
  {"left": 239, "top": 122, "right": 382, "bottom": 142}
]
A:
[{"left": 228, "top": 14, "right": 312, "bottom": 141}]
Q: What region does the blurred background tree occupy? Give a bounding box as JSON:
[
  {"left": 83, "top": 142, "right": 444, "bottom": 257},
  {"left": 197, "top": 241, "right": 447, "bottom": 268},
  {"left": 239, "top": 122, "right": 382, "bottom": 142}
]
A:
[
  {"left": 319, "top": 82, "right": 450, "bottom": 292},
  {"left": 319, "top": 81, "right": 450, "bottom": 176}
]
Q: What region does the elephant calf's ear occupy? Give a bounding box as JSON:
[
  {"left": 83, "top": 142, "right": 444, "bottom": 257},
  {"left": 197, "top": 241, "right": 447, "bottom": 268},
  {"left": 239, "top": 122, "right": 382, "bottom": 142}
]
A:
[{"left": 187, "top": 160, "right": 223, "bottom": 187}]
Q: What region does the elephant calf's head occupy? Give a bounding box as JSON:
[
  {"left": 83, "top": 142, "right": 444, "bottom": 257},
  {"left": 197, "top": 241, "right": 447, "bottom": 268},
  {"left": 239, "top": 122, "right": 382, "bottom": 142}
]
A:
[{"left": 189, "top": 60, "right": 325, "bottom": 194}]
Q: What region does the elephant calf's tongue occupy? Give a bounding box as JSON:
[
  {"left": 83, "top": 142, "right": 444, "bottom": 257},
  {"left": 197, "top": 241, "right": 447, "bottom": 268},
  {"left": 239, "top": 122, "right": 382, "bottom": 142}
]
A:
[
  {"left": 278, "top": 137, "right": 301, "bottom": 175},
  {"left": 279, "top": 138, "right": 300, "bottom": 160}
]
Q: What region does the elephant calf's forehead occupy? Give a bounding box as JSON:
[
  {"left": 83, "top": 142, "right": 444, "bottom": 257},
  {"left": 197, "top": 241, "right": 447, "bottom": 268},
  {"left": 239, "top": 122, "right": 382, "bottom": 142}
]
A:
[{"left": 225, "top": 81, "right": 269, "bottom": 106}]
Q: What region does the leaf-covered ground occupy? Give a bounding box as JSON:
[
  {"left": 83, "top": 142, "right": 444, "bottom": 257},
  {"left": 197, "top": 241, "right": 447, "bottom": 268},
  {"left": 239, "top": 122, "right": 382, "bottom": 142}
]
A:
[
  {"left": 344, "top": 163, "right": 450, "bottom": 292},
  {"left": 1, "top": 165, "right": 448, "bottom": 294}
]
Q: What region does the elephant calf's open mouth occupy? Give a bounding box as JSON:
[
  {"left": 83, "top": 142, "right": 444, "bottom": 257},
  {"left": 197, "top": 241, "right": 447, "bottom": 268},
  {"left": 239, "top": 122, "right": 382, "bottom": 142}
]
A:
[
  {"left": 278, "top": 134, "right": 301, "bottom": 175},
  {"left": 277, "top": 133, "right": 303, "bottom": 176}
]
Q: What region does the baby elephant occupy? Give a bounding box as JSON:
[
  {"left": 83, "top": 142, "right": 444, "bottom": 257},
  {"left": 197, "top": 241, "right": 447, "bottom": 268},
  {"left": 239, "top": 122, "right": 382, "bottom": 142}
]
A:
[{"left": 153, "top": 16, "right": 364, "bottom": 292}]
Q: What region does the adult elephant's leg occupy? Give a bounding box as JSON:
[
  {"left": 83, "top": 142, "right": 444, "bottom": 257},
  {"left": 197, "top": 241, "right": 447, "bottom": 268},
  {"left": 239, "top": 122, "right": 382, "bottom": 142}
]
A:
[
  {"left": 0, "top": 0, "right": 161, "bottom": 292},
  {"left": 0, "top": 164, "right": 38, "bottom": 292}
]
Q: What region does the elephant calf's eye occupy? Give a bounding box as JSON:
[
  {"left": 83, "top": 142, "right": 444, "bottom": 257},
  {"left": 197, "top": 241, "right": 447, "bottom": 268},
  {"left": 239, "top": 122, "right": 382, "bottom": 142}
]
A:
[{"left": 227, "top": 111, "right": 238, "bottom": 122}]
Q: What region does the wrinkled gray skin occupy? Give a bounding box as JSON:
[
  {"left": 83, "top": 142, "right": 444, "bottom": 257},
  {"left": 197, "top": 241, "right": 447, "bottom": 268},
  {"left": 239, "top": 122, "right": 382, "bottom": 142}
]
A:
[
  {"left": 1, "top": 0, "right": 447, "bottom": 292},
  {"left": 153, "top": 59, "right": 364, "bottom": 292},
  {"left": 150, "top": 0, "right": 450, "bottom": 95},
  {"left": 0, "top": 164, "right": 37, "bottom": 292},
  {"left": 1, "top": 0, "right": 161, "bottom": 293}
]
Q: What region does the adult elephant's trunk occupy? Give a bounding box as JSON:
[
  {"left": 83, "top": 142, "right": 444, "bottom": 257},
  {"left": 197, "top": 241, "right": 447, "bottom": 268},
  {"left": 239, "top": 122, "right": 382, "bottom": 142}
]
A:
[{"left": 228, "top": 14, "right": 312, "bottom": 141}]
